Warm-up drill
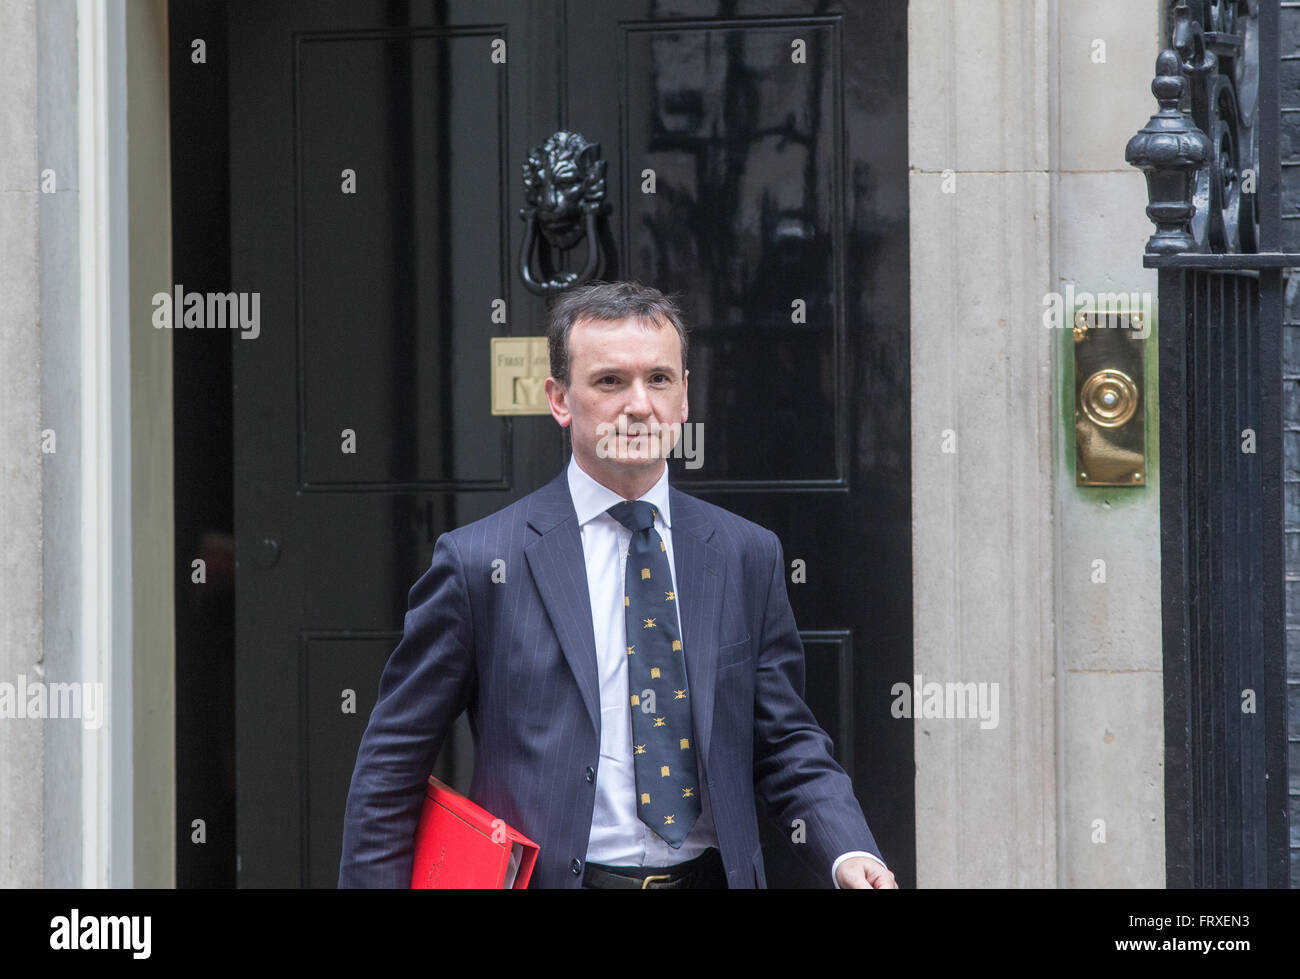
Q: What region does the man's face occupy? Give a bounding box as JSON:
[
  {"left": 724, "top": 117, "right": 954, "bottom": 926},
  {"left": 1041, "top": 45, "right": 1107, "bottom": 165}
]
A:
[{"left": 545, "top": 315, "right": 688, "bottom": 487}]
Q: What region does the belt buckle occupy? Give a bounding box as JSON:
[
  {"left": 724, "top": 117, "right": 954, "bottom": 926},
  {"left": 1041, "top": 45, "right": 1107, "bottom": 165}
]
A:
[{"left": 640, "top": 872, "right": 673, "bottom": 889}]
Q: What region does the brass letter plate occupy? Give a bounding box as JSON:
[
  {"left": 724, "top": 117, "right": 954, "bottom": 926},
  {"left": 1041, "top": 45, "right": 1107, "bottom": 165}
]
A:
[
  {"left": 490, "top": 337, "right": 551, "bottom": 415},
  {"left": 1074, "top": 310, "right": 1146, "bottom": 486}
]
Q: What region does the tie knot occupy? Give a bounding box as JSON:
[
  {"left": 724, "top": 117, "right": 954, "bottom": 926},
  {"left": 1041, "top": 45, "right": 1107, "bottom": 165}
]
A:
[{"left": 607, "top": 500, "right": 657, "bottom": 533}]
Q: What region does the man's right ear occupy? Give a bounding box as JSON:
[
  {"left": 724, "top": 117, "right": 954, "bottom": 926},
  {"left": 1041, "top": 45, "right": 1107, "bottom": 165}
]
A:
[{"left": 545, "top": 376, "right": 572, "bottom": 427}]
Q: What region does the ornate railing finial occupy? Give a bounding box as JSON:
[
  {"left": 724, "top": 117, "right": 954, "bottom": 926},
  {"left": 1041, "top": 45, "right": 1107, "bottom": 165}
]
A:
[{"left": 1125, "top": 50, "right": 1213, "bottom": 256}]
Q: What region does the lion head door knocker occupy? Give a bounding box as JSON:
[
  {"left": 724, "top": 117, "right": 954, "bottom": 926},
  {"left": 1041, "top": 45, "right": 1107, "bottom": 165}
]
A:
[{"left": 518, "top": 131, "right": 608, "bottom": 297}]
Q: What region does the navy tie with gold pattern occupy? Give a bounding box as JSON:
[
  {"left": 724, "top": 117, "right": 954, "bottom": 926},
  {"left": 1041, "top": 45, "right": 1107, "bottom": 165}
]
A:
[{"left": 606, "top": 500, "right": 701, "bottom": 846}]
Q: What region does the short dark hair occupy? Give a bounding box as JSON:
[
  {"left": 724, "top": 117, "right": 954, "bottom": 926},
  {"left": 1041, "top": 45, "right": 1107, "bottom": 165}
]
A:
[{"left": 547, "top": 280, "right": 689, "bottom": 386}]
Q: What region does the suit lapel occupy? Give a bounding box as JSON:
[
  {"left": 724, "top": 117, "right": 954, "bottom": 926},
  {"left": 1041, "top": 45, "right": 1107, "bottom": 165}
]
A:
[
  {"left": 669, "top": 488, "right": 723, "bottom": 769},
  {"left": 524, "top": 471, "right": 602, "bottom": 737}
]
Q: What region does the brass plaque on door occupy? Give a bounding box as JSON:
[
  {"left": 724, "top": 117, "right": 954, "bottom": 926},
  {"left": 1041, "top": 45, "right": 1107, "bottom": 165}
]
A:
[
  {"left": 490, "top": 337, "right": 552, "bottom": 415},
  {"left": 1074, "top": 310, "right": 1146, "bottom": 486}
]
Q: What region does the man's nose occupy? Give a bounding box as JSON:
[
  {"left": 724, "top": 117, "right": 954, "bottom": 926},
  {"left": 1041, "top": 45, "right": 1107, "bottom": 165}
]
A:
[{"left": 622, "top": 380, "right": 652, "bottom": 416}]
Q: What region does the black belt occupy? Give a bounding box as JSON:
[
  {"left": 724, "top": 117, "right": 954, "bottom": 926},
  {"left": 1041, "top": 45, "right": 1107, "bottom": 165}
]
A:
[{"left": 582, "top": 847, "right": 726, "bottom": 889}]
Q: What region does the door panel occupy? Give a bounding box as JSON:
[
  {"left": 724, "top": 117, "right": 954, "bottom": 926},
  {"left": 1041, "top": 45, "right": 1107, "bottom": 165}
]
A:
[
  {"left": 579, "top": 9, "right": 845, "bottom": 484},
  {"left": 231, "top": 0, "right": 564, "bottom": 887},
  {"left": 566, "top": 0, "right": 913, "bottom": 886},
  {"left": 295, "top": 27, "right": 515, "bottom": 489},
  {"left": 302, "top": 633, "right": 397, "bottom": 888}
]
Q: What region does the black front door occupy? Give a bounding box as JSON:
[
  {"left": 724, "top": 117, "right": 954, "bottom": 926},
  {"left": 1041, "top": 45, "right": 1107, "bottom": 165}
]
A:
[{"left": 229, "top": 0, "right": 912, "bottom": 888}]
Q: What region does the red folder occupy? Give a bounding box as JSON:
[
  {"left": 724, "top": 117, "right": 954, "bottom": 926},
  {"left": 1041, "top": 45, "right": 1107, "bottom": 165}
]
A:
[{"left": 410, "top": 775, "right": 540, "bottom": 889}]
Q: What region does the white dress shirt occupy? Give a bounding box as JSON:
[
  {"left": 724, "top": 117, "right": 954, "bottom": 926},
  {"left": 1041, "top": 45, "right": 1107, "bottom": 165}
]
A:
[
  {"left": 570, "top": 454, "right": 721, "bottom": 867},
  {"left": 567, "top": 454, "right": 887, "bottom": 886}
]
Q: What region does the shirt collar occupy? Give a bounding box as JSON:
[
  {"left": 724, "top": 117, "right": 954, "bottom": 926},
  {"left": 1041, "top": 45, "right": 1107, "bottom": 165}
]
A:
[{"left": 567, "top": 454, "right": 672, "bottom": 529}]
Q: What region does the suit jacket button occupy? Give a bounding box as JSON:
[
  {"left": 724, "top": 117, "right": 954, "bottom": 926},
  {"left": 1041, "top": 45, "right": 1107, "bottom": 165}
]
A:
[
  {"left": 571, "top": 859, "right": 582, "bottom": 876},
  {"left": 585, "top": 766, "right": 595, "bottom": 783}
]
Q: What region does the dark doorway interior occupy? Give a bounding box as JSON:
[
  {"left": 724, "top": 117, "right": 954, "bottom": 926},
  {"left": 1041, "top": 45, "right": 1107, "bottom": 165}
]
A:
[{"left": 170, "top": 0, "right": 235, "bottom": 888}]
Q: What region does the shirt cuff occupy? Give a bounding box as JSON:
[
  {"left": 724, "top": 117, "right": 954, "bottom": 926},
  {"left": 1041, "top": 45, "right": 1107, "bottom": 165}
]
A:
[{"left": 831, "top": 850, "right": 887, "bottom": 888}]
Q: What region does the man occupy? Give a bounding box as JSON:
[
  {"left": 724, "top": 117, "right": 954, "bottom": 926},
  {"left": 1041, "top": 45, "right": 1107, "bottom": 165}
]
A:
[{"left": 339, "top": 280, "right": 895, "bottom": 889}]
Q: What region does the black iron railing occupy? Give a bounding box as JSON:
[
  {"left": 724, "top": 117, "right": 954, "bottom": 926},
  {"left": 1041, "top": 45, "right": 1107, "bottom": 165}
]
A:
[{"left": 1127, "top": 0, "right": 1292, "bottom": 887}]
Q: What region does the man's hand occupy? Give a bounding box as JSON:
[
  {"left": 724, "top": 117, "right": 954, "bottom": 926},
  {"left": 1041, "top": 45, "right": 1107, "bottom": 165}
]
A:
[{"left": 836, "top": 856, "right": 898, "bottom": 889}]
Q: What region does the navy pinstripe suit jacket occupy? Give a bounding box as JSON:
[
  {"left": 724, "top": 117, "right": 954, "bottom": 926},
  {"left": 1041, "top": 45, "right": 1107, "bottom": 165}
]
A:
[{"left": 338, "top": 468, "right": 881, "bottom": 888}]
